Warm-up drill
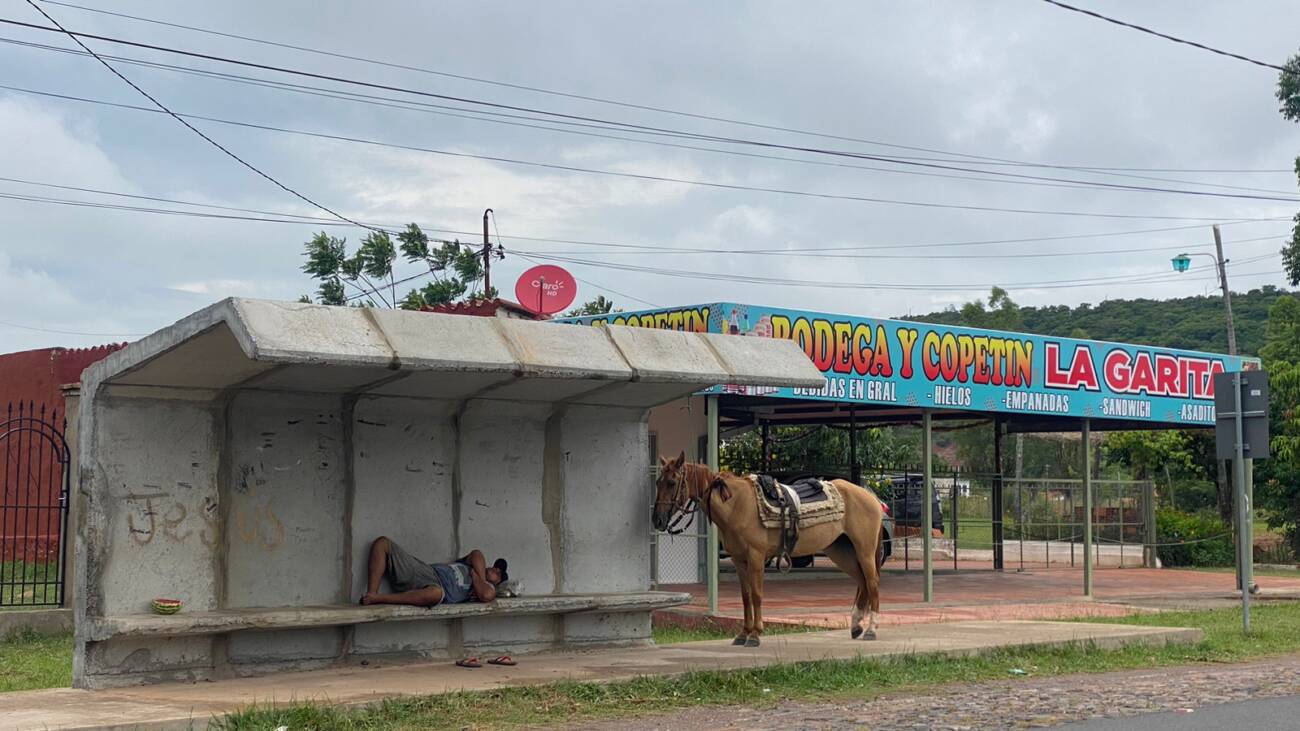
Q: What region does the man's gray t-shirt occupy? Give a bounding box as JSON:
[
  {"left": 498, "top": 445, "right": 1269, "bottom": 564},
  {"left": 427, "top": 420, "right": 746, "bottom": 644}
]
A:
[{"left": 431, "top": 562, "right": 473, "bottom": 604}]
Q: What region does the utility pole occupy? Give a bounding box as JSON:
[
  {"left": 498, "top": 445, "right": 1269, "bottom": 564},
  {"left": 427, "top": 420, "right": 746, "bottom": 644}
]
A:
[
  {"left": 1212, "top": 224, "right": 1238, "bottom": 357},
  {"left": 1173, "top": 227, "right": 1246, "bottom": 590},
  {"left": 482, "top": 208, "right": 494, "bottom": 296}
]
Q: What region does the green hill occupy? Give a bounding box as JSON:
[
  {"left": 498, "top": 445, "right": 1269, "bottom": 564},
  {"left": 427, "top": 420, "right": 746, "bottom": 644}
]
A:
[{"left": 905, "top": 285, "right": 1293, "bottom": 356}]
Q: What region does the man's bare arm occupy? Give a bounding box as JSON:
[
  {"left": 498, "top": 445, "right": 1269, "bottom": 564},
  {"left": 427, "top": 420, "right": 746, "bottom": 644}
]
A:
[{"left": 463, "top": 550, "right": 497, "bottom": 602}]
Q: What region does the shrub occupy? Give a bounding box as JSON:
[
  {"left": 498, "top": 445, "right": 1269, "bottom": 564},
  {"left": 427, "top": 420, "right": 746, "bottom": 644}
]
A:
[{"left": 1156, "top": 509, "right": 1234, "bottom": 567}]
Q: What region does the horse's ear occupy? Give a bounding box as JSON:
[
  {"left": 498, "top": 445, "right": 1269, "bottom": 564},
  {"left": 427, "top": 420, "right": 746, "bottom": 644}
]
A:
[
  {"left": 658, "top": 455, "right": 667, "bottom": 466},
  {"left": 673, "top": 451, "right": 686, "bottom": 468}
]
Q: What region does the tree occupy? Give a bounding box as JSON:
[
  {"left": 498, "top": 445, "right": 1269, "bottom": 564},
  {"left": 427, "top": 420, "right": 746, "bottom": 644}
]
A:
[
  {"left": 564, "top": 295, "right": 620, "bottom": 318},
  {"left": 908, "top": 286, "right": 1292, "bottom": 356},
  {"left": 1101, "top": 430, "right": 1205, "bottom": 510},
  {"left": 1278, "top": 50, "right": 1300, "bottom": 286},
  {"left": 957, "top": 286, "right": 1023, "bottom": 331},
  {"left": 1260, "top": 294, "right": 1300, "bottom": 364},
  {"left": 721, "top": 425, "right": 920, "bottom": 476},
  {"left": 1256, "top": 295, "right": 1300, "bottom": 554},
  {"left": 299, "top": 224, "right": 493, "bottom": 309}
]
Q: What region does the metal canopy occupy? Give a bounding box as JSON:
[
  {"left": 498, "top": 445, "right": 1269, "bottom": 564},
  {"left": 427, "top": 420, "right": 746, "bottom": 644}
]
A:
[{"left": 562, "top": 302, "right": 1259, "bottom": 433}]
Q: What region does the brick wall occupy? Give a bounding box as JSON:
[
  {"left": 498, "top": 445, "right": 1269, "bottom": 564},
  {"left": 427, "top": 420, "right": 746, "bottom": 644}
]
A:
[{"left": 1, "top": 344, "right": 124, "bottom": 562}]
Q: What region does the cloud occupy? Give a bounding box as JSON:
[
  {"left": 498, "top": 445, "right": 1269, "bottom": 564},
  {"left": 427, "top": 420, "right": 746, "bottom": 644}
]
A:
[{"left": 0, "top": 0, "right": 1295, "bottom": 350}]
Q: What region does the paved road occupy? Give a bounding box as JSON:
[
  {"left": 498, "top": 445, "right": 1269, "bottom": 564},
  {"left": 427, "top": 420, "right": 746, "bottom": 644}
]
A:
[
  {"left": 573, "top": 654, "right": 1300, "bottom": 730},
  {"left": 1058, "top": 694, "right": 1300, "bottom": 729}
]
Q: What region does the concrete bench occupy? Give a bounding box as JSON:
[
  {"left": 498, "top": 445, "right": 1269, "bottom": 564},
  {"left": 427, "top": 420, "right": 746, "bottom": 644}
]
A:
[{"left": 82, "top": 591, "right": 691, "bottom": 642}]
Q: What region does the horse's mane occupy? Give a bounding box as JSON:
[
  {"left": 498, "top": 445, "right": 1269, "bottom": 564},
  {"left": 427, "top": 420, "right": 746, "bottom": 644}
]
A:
[{"left": 679, "top": 462, "right": 715, "bottom": 500}]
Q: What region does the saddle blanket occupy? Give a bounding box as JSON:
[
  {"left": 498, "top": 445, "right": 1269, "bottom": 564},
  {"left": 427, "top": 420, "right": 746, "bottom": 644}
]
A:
[{"left": 751, "top": 476, "right": 846, "bottom": 530}]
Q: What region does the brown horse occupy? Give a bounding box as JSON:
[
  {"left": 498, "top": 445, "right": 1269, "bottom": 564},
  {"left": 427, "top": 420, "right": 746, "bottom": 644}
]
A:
[{"left": 652, "top": 452, "right": 885, "bottom": 646}]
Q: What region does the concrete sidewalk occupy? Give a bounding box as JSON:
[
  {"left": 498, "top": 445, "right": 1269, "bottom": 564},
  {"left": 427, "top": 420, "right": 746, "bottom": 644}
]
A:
[
  {"left": 1, "top": 620, "right": 1200, "bottom": 731},
  {"left": 665, "top": 567, "right": 1300, "bottom": 629}
]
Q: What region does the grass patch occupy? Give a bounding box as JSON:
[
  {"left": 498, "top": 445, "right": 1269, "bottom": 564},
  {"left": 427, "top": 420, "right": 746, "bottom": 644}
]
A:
[
  {"left": 211, "top": 602, "right": 1300, "bottom": 730},
  {"left": 0, "top": 561, "right": 60, "bottom": 607},
  {"left": 952, "top": 521, "right": 994, "bottom": 551},
  {"left": 0, "top": 630, "right": 71, "bottom": 692},
  {"left": 1186, "top": 566, "right": 1300, "bottom": 578}
]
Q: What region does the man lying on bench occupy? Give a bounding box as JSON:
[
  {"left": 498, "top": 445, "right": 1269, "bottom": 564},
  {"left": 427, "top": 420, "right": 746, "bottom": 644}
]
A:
[{"left": 360, "top": 536, "right": 509, "bottom": 607}]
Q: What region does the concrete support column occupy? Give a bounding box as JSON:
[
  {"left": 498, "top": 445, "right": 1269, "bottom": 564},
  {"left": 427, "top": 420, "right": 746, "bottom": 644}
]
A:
[
  {"left": 992, "top": 418, "right": 1004, "bottom": 571},
  {"left": 706, "top": 395, "right": 720, "bottom": 616},
  {"left": 922, "top": 409, "right": 933, "bottom": 603},
  {"left": 1143, "top": 479, "right": 1157, "bottom": 569},
  {"left": 60, "top": 386, "right": 80, "bottom": 609},
  {"left": 1082, "top": 418, "right": 1093, "bottom": 598}
]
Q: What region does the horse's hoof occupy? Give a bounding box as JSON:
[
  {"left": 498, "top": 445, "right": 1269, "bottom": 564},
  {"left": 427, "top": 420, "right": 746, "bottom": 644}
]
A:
[
  {"left": 745, "top": 637, "right": 761, "bottom": 648},
  {"left": 851, "top": 626, "right": 863, "bottom": 639},
  {"left": 732, "top": 635, "right": 748, "bottom": 646},
  {"left": 860, "top": 629, "right": 877, "bottom": 641}
]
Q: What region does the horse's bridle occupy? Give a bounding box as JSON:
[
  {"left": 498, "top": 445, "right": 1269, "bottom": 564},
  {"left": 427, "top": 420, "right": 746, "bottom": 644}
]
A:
[{"left": 657, "top": 466, "right": 697, "bottom": 535}]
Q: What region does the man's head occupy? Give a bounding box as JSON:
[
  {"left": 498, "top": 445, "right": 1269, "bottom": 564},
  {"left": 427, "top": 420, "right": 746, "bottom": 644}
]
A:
[{"left": 486, "top": 558, "right": 509, "bottom": 585}]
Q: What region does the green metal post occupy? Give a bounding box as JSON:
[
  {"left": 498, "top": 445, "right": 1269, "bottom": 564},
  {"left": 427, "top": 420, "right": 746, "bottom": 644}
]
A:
[
  {"left": 1143, "top": 479, "right": 1157, "bottom": 568},
  {"left": 1245, "top": 458, "right": 1255, "bottom": 596},
  {"left": 922, "top": 409, "right": 933, "bottom": 602},
  {"left": 1082, "top": 418, "right": 1093, "bottom": 597},
  {"left": 1232, "top": 371, "right": 1250, "bottom": 632},
  {"left": 707, "top": 395, "right": 720, "bottom": 615}
]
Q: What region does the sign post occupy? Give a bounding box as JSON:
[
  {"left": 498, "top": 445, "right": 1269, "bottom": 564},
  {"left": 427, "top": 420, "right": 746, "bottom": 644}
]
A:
[{"left": 1214, "top": 370, "right": 1270, "bottom": 633}]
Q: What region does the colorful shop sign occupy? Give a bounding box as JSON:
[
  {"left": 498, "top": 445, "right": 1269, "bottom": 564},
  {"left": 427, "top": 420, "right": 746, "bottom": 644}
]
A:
[{"left": 559, "top": 303, "right": 1259, "bottom": 426}]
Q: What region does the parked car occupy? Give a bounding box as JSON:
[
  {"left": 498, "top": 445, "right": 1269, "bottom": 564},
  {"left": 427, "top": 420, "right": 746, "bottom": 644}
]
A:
[{"left": 879, "top": 474, "right": 945, "bottom": 536}]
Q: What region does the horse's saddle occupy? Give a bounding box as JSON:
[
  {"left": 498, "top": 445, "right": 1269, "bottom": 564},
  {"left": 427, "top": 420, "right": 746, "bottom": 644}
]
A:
[{"left": 750, "top": 475, "right": 846, "bottom": 570}]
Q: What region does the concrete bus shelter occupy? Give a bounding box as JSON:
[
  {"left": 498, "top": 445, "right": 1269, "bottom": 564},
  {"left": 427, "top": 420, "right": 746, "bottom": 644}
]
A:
[
  {"left": 71, "top": 298, "right": 822, "bottom": 688},
  {"left": 561, "top": 302, "right": 1260, "bottom": 611}
]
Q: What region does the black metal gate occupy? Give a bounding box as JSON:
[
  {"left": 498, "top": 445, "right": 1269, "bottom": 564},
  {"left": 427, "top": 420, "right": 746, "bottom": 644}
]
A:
[{"left": 1, "top": 402, "right": 71, "bottom": 607}]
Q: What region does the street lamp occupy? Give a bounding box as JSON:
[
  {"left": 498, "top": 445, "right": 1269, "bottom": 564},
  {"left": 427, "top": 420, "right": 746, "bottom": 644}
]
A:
[{"left": 1170, "top": 224, "right": 1237, "bottom": 356}]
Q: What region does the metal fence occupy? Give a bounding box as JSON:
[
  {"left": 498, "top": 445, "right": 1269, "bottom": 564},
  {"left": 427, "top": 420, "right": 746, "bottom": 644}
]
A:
[
  {"left": 1, "top": 402, "right": 71, "bottom": 607},
  {"left": 647, "top": 464, "right": 705, "bottom": 586},
  {"left": 860, "top": 466, "right": 1155, "bottom": 572},
  {"left": 643, "top": 458, "right": 1157, "bottom": 581}
]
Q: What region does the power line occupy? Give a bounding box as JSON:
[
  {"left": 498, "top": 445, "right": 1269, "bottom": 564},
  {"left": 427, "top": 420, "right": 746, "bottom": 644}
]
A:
[
  {"left": 511, "top": 250, "right": 1279, "bottom": 292},
  {"left": 2, "top": 83, "right": 1287, "bottom": 223},
  {"left": 17, "top": 1, "right": 377, "bottom": 234},
  {"left": 7, "top": 35, "right": 1296, "bottom": 200},
  {"left": 4, "top": 16, "right": 1297, "bottom": 206},
  {"left": 0, "top": 176, "right": 1289, "bottom": 262},
  {"left": 34, "top": 0, "right": 1293, "bottom": 175},
  {"left": 0, "top": 188, "right": 1285, "bottom": 271},
  {"left": 514, "top": 234, "right": 1285, "bottom": 261},
  {"left": 476, "top": 219, "right": 1289, "bottom": 254},
  {"left": 1038, "top": 0, "right": 1286, "bottom": 72},
  {"left": 376, "top": 243, "right": 1279, "bottom": 296},
  {"left": 0, "top": 189, "right": 345, "bottom": 225},
  {"left": 0, "top": 317, "right": 143, "bottom": 337}
]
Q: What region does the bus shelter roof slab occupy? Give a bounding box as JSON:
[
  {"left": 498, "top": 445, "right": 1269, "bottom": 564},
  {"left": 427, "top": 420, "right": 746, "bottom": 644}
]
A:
[{"left": 83, "top": 298, "right": 825, "bottom": 407}]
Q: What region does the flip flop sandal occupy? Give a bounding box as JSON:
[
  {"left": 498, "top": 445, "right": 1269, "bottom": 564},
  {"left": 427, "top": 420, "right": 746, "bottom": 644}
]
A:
[
  {"left": 455, "top": 657, "right": 482, "bottom": 668},
  {"left": 487, "top": 655, "right": 517, "bottom": 666}
]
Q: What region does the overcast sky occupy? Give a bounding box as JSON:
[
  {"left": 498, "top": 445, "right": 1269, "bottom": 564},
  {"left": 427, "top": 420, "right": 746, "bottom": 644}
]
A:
[{"left": 1, "top": 0, "right": 1297, "bottom": 351}]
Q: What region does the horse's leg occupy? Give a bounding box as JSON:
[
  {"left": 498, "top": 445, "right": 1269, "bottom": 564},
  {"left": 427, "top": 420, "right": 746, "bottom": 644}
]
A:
[
  {"left": 848, "top": 530, "right": 882, "bottom": 640},
  {"left": 743, "top": 548, "right": 765, "bottom": 647},
  {"left": 731, "top": 553, "right": 752, "bottom": 645},
  {"left": 823, "top": 535, "right": 868, "bottom": 639}
]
